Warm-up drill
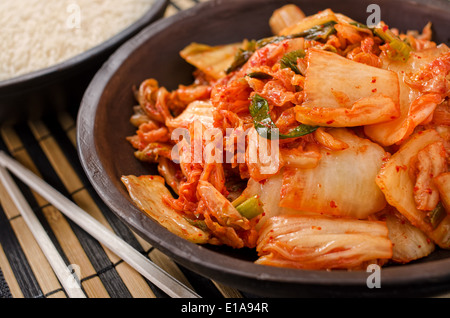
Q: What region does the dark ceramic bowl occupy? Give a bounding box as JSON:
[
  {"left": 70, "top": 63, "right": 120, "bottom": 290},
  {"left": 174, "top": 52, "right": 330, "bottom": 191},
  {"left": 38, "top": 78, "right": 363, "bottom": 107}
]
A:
[
  {"left": 0, "top": 0, "right": 168, "bottom": 124},
  {"left": 77, "top": 0, "right": 450, "bottom": 297}
]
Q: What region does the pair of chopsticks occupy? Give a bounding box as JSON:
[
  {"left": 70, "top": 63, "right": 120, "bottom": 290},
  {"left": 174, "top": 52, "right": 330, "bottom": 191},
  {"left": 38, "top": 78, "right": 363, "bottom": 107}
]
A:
[{"left": 0, "top": 151, "right": 200, "bottom": 298}]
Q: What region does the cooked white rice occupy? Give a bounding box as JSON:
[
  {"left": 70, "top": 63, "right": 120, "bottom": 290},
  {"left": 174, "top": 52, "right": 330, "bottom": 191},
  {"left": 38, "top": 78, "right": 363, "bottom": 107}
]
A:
[{"left": 0, "top": 0, "right": 156, "bottom": 81}]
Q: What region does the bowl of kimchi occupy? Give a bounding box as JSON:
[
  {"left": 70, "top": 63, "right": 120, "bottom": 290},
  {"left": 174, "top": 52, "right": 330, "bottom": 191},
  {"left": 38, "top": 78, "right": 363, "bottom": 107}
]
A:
[{"left": 77, "top": 0, "right": 450, "bottom": 297}]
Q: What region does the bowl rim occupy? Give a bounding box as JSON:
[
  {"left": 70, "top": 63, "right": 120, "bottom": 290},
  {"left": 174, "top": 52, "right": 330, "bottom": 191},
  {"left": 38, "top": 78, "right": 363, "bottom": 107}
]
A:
[
  {"left": 0, "top": 0, "right": 169, "bottom": 97},
  {"left": 77, "top": 0, "right": 450, "bottom": 297}
]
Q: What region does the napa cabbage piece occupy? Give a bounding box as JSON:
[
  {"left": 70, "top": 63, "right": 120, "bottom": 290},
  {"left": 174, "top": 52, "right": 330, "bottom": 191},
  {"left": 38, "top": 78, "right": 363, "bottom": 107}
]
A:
[
  {"left": 376, "top": 129, "right": 450, "bottom": 248},
  {"left": 238, "top": 173, "right": 314, "bottom": 230},
  {"left": 381, "top": 209, "right": 435, "bottom": 263},
  {"left": 166, "top": 100, "right": 214, "bottom": 129},
  {"left": 279, "top": 128, "right": 388, "bottom": 219},
  {"left": 197, "top": 180, "right": 258, "bottom": 249},
  {"left": 434, "top": 172, "right": 450, "bottom": 214},
  {"left": 180, "top": 42, "right": 243, "bottom": 80},
  {"left": 335, "top": 14, "right": 375, "bottom": 37},
  {"left": 313, "top": 127, "right": 349, "bottom": 151},
  {"left": 157, "top": 157, "right": 181, "bottom": 195},
  {"left": 256, "top": 215, "right": 392, "bottom": 270},
  {"left": 245, "top": 127, "right": 282, "bottom": 181},
  {"left": 365, "top": 44, "right": 450, "bottom": 146},
  {"left": 121, "top": 175, "right": 213, "bottom": 244},
  {"left": 269, "top": 4, "right": 306, "bottom": 35},
  {"left": 280, "top": 143, "right": 321, "bottom": 169},
  {"left": 295, "top": 49, "right": 400, "bottom": 127},
  {"left": 197, "top": 180, "right": 250, "bottom": 231},
  {"left": 278, "top": 8, "right": 337, "bottom": 36}
]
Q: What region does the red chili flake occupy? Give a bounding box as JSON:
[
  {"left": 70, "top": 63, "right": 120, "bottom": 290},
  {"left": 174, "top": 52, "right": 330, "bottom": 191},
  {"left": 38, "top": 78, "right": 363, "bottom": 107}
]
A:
[
  {"left": 395, "top": 165, "right": 407, "bottom": 172},
  {"left": 330, "top": 200, "right": 337, "bottom": 208},
  {"left": 326, "top": 120, "right": 334, "bottom": 125},
  {"left": 372, "top": 88, "right": 377, "bottom": 93},
  {"left": 382, "top": 25, "right": 389, "bottom": 32},
  {"left": 371, "top": 77, "right": 377, "bottom": 83}
]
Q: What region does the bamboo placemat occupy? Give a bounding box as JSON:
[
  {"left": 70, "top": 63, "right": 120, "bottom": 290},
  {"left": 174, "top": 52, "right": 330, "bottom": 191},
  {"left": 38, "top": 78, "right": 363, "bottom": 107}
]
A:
[{"left": 0, "top": 0, "right": 253, "bottom": 299}]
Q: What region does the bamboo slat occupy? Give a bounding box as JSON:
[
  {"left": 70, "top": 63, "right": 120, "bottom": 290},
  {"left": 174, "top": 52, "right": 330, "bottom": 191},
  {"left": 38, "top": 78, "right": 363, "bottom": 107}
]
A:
[
  {"left": 9, "top": 217, "right": 63, "bottom": 296},
  {"left": 0, "top": 244, "right": 23, "bottom": 298}
]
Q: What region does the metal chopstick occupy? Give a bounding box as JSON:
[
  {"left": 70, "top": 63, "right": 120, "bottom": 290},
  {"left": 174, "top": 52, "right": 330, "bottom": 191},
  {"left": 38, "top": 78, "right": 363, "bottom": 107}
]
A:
[
  {"left": 0, "top": 151, "right": 200, "bottom": 298},
  {"left": 0, "top": 166, "right": 87, "bottom": 298}
]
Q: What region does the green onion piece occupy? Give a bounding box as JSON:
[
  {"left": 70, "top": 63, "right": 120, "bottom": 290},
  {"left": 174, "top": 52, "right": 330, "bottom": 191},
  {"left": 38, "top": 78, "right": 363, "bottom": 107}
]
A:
[
  {"left": 427, "top": 202, "right": 446, "bottom": 229},
  {"left": 231, "top": 195, "right": 248, "bottom": 208},
  {"left": 257, "top": 21, "right": 338, "bottom": 47},
  {"left": 226, "top": 40, "right": 257, "bottom": 73},
  {"left": 235, "top": 195, "right": 264, "bottom": 219},
  {"left": 300, "top": 21, "right": 337, "bottom": 41},
  {"left": 280, "top": 49, "right": 305, "bottom": 74},
  {"left": 387, "top": 39, "right": 412, "bottom": 61},
  {"left": 250, "top": 94, "right": 318, "bottom": 140},
  {"left": 226, "top": 48, "right": 256, "bottom": 73},
  {"left": 374, "top": 27, "right": 412, "bottom": 62},
  {"left": 226, "top": 21, "right": 337, "bottom": 74},
  {"left": 280, "top": 124, "right": 319, "bottom": 139},
  {"left": 246, "top": 71, "right": 273, "bottom": 79},
  {"left": 319, "top": 44, "right": 338, "bottom": 53},
  {"left": 349, "top": 21, "right": 373, "bottom": 30},
  {"left": 185, "top": 218, "right": 209, "bottom": 232},
  {"left": 249, "top": 94, "right": 278, "bottom": 139}
]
